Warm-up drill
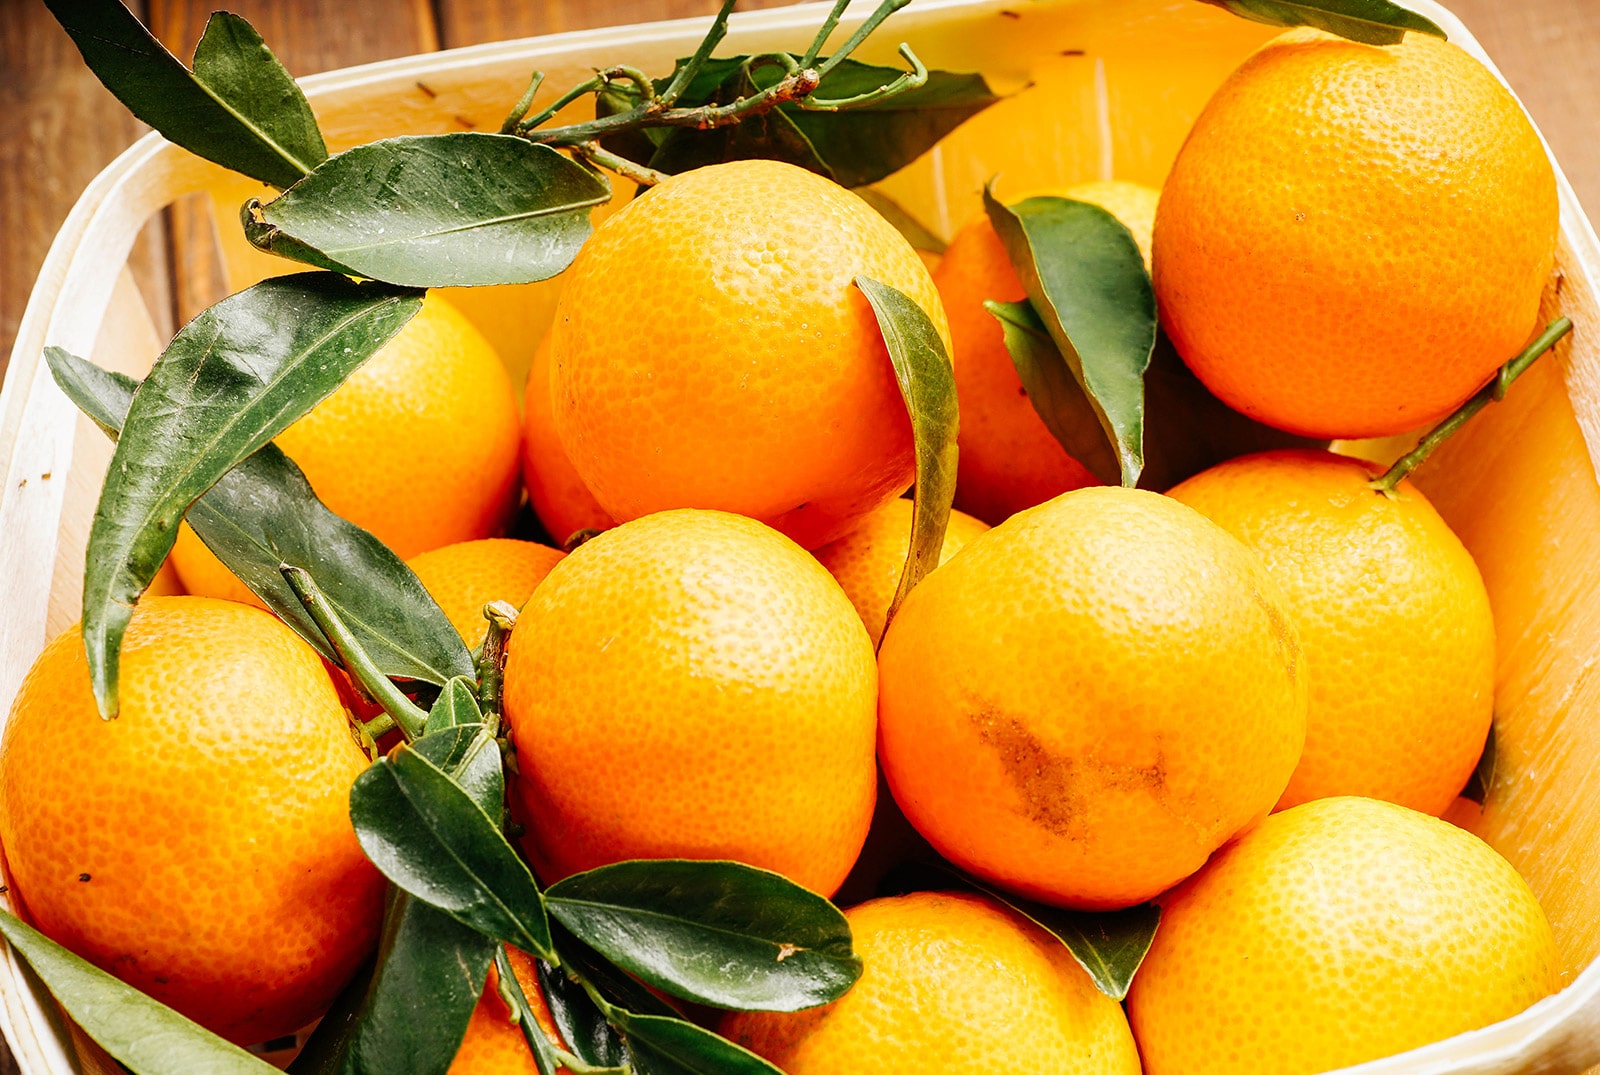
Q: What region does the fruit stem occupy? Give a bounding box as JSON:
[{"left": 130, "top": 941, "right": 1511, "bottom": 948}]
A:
[
  {"left": 1370, "top": 317, "right": 1574, "bottom": 496},
  {"left": 814, "top": 0, "right": 913, "bottom": 80},
  {"left": 281, "top": 565, "right": 430, "bottom": 741},
  {"left": 658, "top": 0, "right": 737, "bottom": 107},
  {"left": 571, "top": 141, "right": 669, "bottom": 188},
  {"left": 494, "top": 948, "right": 629, "bottom": 1075},
  {"left": 500, "top": 69, "right": 546, "bottom": 134},
  {"left": 801, "top": 0, "right": 853, "bottom": 67},
  {"left": 476, "top": 601, "right": 519, "bottom": 723}
]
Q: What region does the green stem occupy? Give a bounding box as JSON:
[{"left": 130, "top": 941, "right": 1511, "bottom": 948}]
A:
[
  {"left": 500, "top": 69, "right": 546, "bottom": 134},
  {"left": 1370, "top": 317, "right": 1574, "bottom": 495},
  {"left": 658, "top": 0, "right": 738, "bottom": 106},
  {"left": 476, "top": 600, "right": 519, "bottom": 724},
  {"left": 801, "top": 0, "right": 853, "bottom": 67},
  {"left": 571, "top": 142, "right": 670, "bottom": 187},
  {"left": 494, "top": 948, "right": 630, "bottom": 1075},
  {"left": 803, "top": 42, "right": 926, "bottom": 110},
  {"left": 520, "top": 72, "right": 607, "bottom": 133},
  {"left": 281, "top": 565, "right": 429, "bottom": 741},
  {"left": 815, "top": 0, "right": 913, "bottom": 78}
]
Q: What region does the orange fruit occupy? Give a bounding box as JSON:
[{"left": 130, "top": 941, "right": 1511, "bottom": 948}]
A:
[
  {"left": 1168, "top": 449, "right": 1494, "bottom": 814},
  {"left": 549, "top": 160, "right": 949, "bottom": 549},
  {"left": 449, "top": 947, "right": 568, "bottom": 1075},
  {"left": 406, "top": 538, "right": 566, "bottom": 649},
  {"left": 523, "top": 334, "right": 612, "bottom": 545},
  {"left": 0, "top": 596, "right": 384, "bottom": 1044},
  {"left": 933, "top": 181, "right": 1156, "bottom": 526},
  {"left": 503, "top": 509, "right": 878, "bottom": 896},
  {"left": 877, "top": 486, "right": 1307, "bottom": 909},
  {"left": 1128, "top": 796, "right": 1560, "bottom": 1075},
  {"left": 812, "top": 498, "right": 990, "bottom": 645},
  {"left": 721, "top": 890, "right": 1141, "bottom": 1074},
  {"left": 1154, "top": 28, "right": 1558, "bottom": 439},
  {"left": 173, "top": 293, "right": 523, "bottom": 600}
]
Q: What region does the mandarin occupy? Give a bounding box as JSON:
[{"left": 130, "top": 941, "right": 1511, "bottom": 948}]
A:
[
  {"left": 877, "top": 486, "right": 1306, "bottom": 909},
  {"left": 722, "top": 891, "right": 1141, "bottom": 1074},
  {"left": 812, "top": 498, "right": 989, "bottom": 645},
  {"left": 522, "top": 334, "right": 611, "bottom": 545},
  {"left": 407, "top": 538, "right": 565, "bottom": 649},
  {"left": 0, "top": 597, "right": 384, "bottom": 1044},
  {"left": 1128, "top": 797, "right": 1559, "bottom": 1075},
  {"left": 549, "top": 160, "right": 948, "bottom": 549},
  {"left": 1154, "top": 28, "right": 1558, "bottom": 438},
  {"left": 173, "top": 293, "right": 522, "bottom": 601},
  {"left": 1169, "top": 449, "right": 1494, "bottom": 814},
  {"left": 449, "top": 948, "right": 568, "bottom": 1075},
  {"left": 503, "top": 509, "right": 878, "bottom": 896}
]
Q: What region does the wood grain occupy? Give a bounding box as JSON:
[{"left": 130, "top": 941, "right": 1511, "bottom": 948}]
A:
[{"left": 0, "top": 0, "right": 172, "bottom": 384}]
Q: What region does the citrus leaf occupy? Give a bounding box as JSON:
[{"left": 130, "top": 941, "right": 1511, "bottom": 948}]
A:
[
  {"left": 287, "top": 891, "right": 494, "bottom": 1075},
  {"left": 426, "top": 677, "right": 486, "bottom": 733},
  {"left": 350, "top": 734, "right": 553, "bottom": 959},
  {"left": 45, "top": 349, "right": 473, "bottom": 689},
  {"left": 43, "top": 1, "right": 324, "bottom": 189},
  {"left": 1462, "top": 722, "right": 1497, "bottom": 805},
  {"left": 985, "top": 300, "right": 1121, "bottom": 485},
  {"left": 71, "top": 275, "right": 425, "bottom": 717},
  {"left": 0, "top": 910, "right": 280, "bottom": 1074},
  {"left": 612, "top": 1012, "right": 786, "bottom": 1075},
  {"left": 553, "top": 923, "right": 682, "bottom": 1021},
  {"left": 251, "top": 135, "right": 611, "bottom": 287},
  {"left": 854, "top": 276, "right": 957, "bottom": 631},
  {"left": 538, "top": 956, "right": 632, "bottom": 1068},
  {"left": 545, "top": 860, "right": 861, "bottom": 1011},
  {"left": 854, "top": 189, "right": 946, "bottom": 254},
  {"left": 1197, "top": 0, "right": 1444, "bottom": 44},
  {"left": 976, "top": 321, "right": 1318, "bottom": 490},
  {"left": 985, "top": 189, "right": 1154, "bottom": 487},
  {"left": 629, "top": 57, "right": 996, "bottom": 187}
]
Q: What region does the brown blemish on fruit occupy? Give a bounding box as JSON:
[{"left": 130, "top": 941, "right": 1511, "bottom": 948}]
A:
[
  {"left": 970, "top": 707, "right": 1079, "bottom": 836},
  {"left": 1250, "top": 585, "right": 1301, "bottom": 684}
]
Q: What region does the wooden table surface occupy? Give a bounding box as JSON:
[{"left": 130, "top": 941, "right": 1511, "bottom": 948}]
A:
[{"left": 0, "top": 0, "right": 1597, "bottom": 1069}]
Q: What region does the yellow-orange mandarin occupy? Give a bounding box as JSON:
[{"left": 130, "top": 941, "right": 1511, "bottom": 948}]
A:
[
  {"left": 549, "top": 160, "right": 949, "bottom": 548},
  {"left": 0, "top": 597, "right": 384, "bottom": 1044},
  {"left": 523, "top": 334, "right": 612, "bottom": 545},
  {"left": 407, "top": 538, "right": 566, "bottom": 649},
  {"left": 877, "top": 487, "right": 1306, "bottom": 909},
  {"left": 1129, "top": 797, "right": 1560, "bottom": 1075},
  {"left": 723, "top": 891, "right": 1141, "bottom": 1074},
  {"left": 1154, "top": 29, "right": 1557, "bottom": 438},
  {"left": 503, "top": 509, "right": 878, "bottom": 895}
]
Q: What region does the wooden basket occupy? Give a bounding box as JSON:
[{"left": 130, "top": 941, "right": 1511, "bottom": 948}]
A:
[{"left": 2, "top": 1, "right": 1598, "bottom": 1071}]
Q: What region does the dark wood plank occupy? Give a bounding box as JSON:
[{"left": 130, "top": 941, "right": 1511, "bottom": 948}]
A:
[
  {"left": 148, "top": 0, "right": 440, "bottom": 324},
  {"left": 435, "top": 0, "right": 800, "bottom": 48},
  {"left": 1444, "top": 0, "right": 1600, "bottom": 221},
  {"left": 0, "top": 0, "right": 172, "bottom": 384}
]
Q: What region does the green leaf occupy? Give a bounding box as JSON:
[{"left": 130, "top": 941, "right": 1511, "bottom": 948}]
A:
[
  {"left": 537, "top": 957, "right": 632, "bottom": 1068},
  {"left": 0, "top": 910, "right": 280, "bottom": 1074},
  {"left": 1197, "top": 0, "right": 1444, "bottom": 44},
  {"left": 612, "top": 1011, "right": 786, "bottom": 1075},
  {"left": 426, "top": 677, "right": 485, "bottom": 733},
  {"left": 985, "top": 300, "right": 1121, "bottom": 485},
  {"left": 854, "top": 276, "right": 958, "bottom": 630},
  {"left": 984, "top": 188, "right": 1156, "bottom": 487},
  {"left": 71, "top": 274, "right": 425, "bottom": 717},
  {"left": 43, "top": 1, "right": 324, "bottom": 189},
  {"left": 287, "top": 892, "right": 494, "bottom": 1075},
  {"left": 1462, "top": 721, "right": 1497, "bottom": 805},
  {"left": 250, "top": 134, "right": 611, "bottom": 287},
  {"left": 853, "top": 189, "right": 946, "bottom": 254},
  {"left": 624, "top": 57, "right": 996, "bottom": 187},
  {"left": 349, "top": 734, "right": 553, "bottom": 959},
  {"left": 553, "top": 924, "right": 682, "bottom": 1021},
  {"left": 545, "top": 860, "right": 861, "bottom": 1012},
  {"left": 45, "top": 349, "right": 473, "bottom": 689}
]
